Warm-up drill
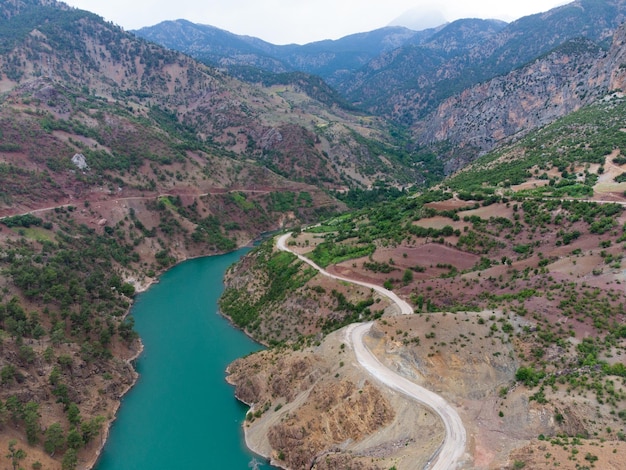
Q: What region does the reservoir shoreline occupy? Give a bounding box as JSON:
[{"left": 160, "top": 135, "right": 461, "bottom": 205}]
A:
[{"left": 91, "top": 247, "right": 275, "bottom": 470}]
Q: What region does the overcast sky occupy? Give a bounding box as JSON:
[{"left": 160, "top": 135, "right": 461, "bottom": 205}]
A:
[{"left": 62, "top": 0, "right": 569, "bottom": 45}]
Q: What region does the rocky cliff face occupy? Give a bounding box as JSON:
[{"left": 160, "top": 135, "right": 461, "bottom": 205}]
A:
[
  {"left": 413, "top": 23, "right": 626, "bottom": 172},
  {"left": 342, "top": 0, "right": 626, "bottom": 125},
  {"left": 266, "top": 380, "right": 394, "bottom": 469}
]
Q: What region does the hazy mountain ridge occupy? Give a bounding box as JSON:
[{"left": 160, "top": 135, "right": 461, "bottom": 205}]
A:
[
  {"left": 345, "top": 0, "right": 626, "bottom": 123},
  {"left": 134, "top": 21, "right": 444, "bottom": 83},
  {"left": 132, "top": 19, "right": 290, "bottom": 73},
  {"left": 413, "top": 35, "right": 621, "bottom": 172},
  {"left": 135, "top": 0, "right": 626, "bottom": 150},
  {"left": 415, "top": 18, "right": 507, "bottom": 54}
]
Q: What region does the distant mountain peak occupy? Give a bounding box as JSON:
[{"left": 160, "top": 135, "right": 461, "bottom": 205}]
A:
[
  {"left": 0, "top": 0, "right": 67, "bottom": 19},
  {"left": 388, "top": 7, "right": 447, "bottom": 31}
]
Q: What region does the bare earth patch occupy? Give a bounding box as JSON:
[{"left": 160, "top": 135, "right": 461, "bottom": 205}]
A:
[{"left": 227, "top": 327, "right": 444, "bottom": 470}]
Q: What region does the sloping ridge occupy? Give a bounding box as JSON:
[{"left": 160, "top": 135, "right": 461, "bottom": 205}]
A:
[{"left": 276, "top": 233, "right": 467, "bottom": 469}]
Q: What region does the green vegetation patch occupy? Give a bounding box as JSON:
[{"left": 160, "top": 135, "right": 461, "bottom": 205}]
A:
[
  {"left": 1, "top": 214, "right": 43, "bottom": 228},
  {"left": 11, "top": 227, "right": 54, "bottom": 242},
  {"left": 191, "top": 215, "right": 237, "bottom": 251},
  {"left": 446, "top": 97, "right": 626, "bottom": 194},
  {"left": 309, "top": 241, "right": 375, "bottom": 268},
  {"left": 219, "top": 243, "right": 317, "bottom": 331}
]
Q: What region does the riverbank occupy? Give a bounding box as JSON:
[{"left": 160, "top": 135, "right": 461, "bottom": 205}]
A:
[
  {"left": 93, "top": 251, "right": 276, "bottom": 470},
  {"left": 83, "top": 341, "right": 143, "bottom": 470},
  {"left": 224, "top": 373, "right": 283, "bottom": 470},
  {"left": 226, "top": 323, "right": 446, "bottom": 470},
  {"left": 221, "top": 233, "right": 461, "bottom": 470},
  {"left": 84, "top": 227, "right": 284, "bottom": 470}
]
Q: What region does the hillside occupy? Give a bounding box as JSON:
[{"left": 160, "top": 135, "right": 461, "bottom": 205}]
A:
[
  {"left": 412, "top": 31, "right": 626, "bottom": 172},
  {"left": 134, "top": 21, "right": 442, "bottom": 82},
  {"left": 0, "top": 1, "right": 437, "bottom": 192},
  {"left": 3, "top": 0, "right": 626, "bottom": 469},
  {"left": 136, "top": 1, "right": 626, "bottom": 128},
  {"left": 136, "top": 0, "right": 626, "bottom": 177},
  {"left": 0, "top": 0, "right": 442, "bottom": 467},
  {"left": 221, "top": 96, "right": 626, "bottom": 468},
  {"left": 342, "top": 0, "right": 626, "bottom": 123}
]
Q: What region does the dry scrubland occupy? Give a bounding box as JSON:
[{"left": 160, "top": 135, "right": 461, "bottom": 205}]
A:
[
  {"left": 225, "top": 155, "right": 626, "bottom": 469},
  {"left": 5, "top": 2, "right": 626, "bottom": 469}
]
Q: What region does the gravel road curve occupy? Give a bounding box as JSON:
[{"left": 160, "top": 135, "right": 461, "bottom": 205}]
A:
[{"left": 277, "top": 233, "right": 466, "bottom": 469}]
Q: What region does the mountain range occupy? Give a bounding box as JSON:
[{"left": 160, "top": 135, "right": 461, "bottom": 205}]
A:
[
  {"left": 135, "top": 0, "right": 626, "bottom": 168},
  {"left": 3, "top": 0, "right": 626, "bottom": 468}
]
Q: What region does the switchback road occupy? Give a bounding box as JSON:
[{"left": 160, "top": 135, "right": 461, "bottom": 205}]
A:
[{"left": 276, "top": 233, "right": 466, "bottom": 469}]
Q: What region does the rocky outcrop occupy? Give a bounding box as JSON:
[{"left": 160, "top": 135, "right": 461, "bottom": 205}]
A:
[
  {"left": 71, "top": 153, "right": 89, "bottom": 170},
  {"left": 268, "top": 381, "right": 394, "bottom": 469},
  {"left": 414, "top": 22, "right": 626, "bottom": 172},
  {"left": 229, "top": 352, "right": 320, "bottom": 404},
  {"left": 226, "top": 332, "right": 412, "bottom": 470}
]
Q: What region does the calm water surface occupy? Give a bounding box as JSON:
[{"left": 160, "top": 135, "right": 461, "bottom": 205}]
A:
[{"left": 96, "top": 250, "right": 274, "bottom": 470}]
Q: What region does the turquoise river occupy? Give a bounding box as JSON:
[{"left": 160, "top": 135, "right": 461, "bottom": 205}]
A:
[{"left": 96, "top": 249, "right": 274, "bottom": 470}]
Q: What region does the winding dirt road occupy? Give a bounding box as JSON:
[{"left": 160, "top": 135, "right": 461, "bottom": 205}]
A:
[{"left": 276, "top": 233, "right": 466, "bottom": 469}]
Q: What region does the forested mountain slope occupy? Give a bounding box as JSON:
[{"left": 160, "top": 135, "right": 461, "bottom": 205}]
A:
[
  {"left": 0, "top": 1, "right": 433, "bottom": 467},
  {"left": 136, "top": 0, "right": 626, "bottom": 177},
  {"left": 1, "top": 0, "right": 435, "bottom": 192},
  {"left": 222, "top": 96, "right": 626, "bottom": 469}
]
